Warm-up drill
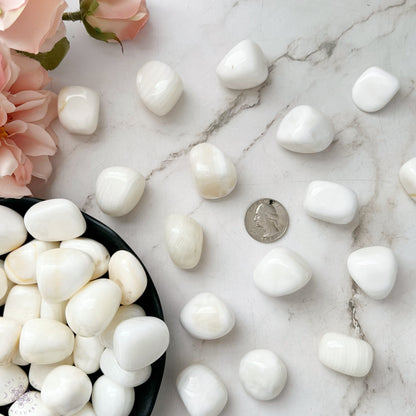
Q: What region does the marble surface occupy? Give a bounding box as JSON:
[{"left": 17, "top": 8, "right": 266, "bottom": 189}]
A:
[{"left": 32, "top": 0, "right": 416, "bottom": 414}]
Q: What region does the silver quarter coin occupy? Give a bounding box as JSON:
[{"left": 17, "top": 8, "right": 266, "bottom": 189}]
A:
[{"left": 244, "top": 198, "right": 289, "bottom": 243}]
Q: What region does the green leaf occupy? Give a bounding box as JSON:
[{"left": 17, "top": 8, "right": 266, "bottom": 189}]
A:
[
  {"left": 17, "top": 37, "right": 70, "bottom": 70},
  {"left": 82, "top": 17, "right": 123, "bottom": 51},
  {"left": 80, "top": 0, "right": 99, "bottom": 18}
]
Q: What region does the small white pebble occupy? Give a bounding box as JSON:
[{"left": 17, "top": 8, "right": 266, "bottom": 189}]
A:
[
  {"left": 239, "top": 349, "right": 287, "bottom": 401},
  {"left": 177, "top": 364, "right": 228, "bottom": 416},
  {"left": 0, "top": 364, "right": 28, "bottom": 406},
  {"left": 4, "top": 285, "right": 41, "bottom": 325},
  {"left": 399, "top": 157, "right": 416, "bottom": 201},
  {"left": 304, "top": 180, "right": 358, "bottom": 224},
  {"left": 0, "top": 317, "right": 22, "bottom": 365},
  {"left": 319, "top": 332, "right": 373, "bottom": 377},
  {"left": 74, "top": 335, "right": 104, "bottom": 374},
  {"left": 96, "top": 166, "right": 145, "bottom": 217},
  {"left": 216, "top": 39, "right": 268, "bottom": 90},
  {"left": 180, "top": 292, "right": 235, "bottom": 340},
  {"left": 0, "top": 206, "right": 27, "bottom": 255},
  {"left": 9, "top": 391, "right": 56, "bottom": 416},
  {"left": 58, "top": 86, "right": 100, "bottom": 135},
  {"left": 136, "top": 60, "right": 183, "bottom": 116},
  {"left": 352, "top": 66, "right": 399, "bottom": 112},
  {"left": 347, "top": 246, "right": 397, "bottom": 300}
]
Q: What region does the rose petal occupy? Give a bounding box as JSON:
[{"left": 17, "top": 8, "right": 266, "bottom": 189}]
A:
[
  {"left": 0, "top": 174, "right": 31, "bottom": 197},
  {"left": 13, "top": 156, "right": 32, "bottom": 185},
  {"left": 0, "top": 145, "right": 18, "bottom": 176},
  {"left": 9, "top": 123, "right": 57, "bottom": 156},
  {"left": 0, "top": 1, "right": 27, "bottom": 31},
  {"left": 29, "top": 155, "right": 52, "bottom": 180},
  {"left": 93, "top": 0, "right": 143, "bottom": 20}
]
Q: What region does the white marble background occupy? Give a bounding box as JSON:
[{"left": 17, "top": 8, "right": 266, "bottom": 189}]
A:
[{"left": 32, "top": 0, "right": 416, "bottom": 414}]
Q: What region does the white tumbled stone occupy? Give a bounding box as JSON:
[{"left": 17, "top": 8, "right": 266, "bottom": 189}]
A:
[
  {"left": 0, "top": 260, "right": 14, "bottom": 306},
  {"left": 253, "top": 247, "right": 312, "bottom": 297},
  {"left": 61, "top": 238, "right": 110, "bottom": 279},
  {"left": 276, "top": 105, "right": 334, "bottom": 153},
  {"left": 29, "top": 355, "right": 74, "bottom": 391},
  {"left": 92, "top": 375, "right": 134, "bottom": 416},
  {"left": 20, "top": 319, "right": 74, "bottom": 365},
  {"left": 136, "top": 60, "right": 183, "bottom": 116},
  {"left": 9, "top": 391, "right": 56, "bottom": 416},
  {"left": 74, "top": 335, "right": 104, "bottom": 374},
  {"left": 41, "top": 365, "right": 92, "bottom": 415},
  {"left": 4, "top": 285, "right": 41, "bottom": 324},
  {"left": 0, "top": 317, "right": 21, "bottom": 365},
  {"left": 96, "top": 166, "right": 145, "bottom": 217},
  {"left": 72, "top": 403, "right": 96, "bottom": 416},
  {"left": 0, "top": 206, "right": 27, "bottom": 255},
  {"left": 12, "top": 350, "right": 29, "bottom": 366},
  {"left": 319, "top": 332, "right": 373, "bottom": 377},
  {"left": 165, "top": 214, "right": 203, "bottom": 269},
  {"left": 100, "top": 348, "right": 151, "bottom": 388},
  {"left": 216, "top": 39, "right": 268, "bottom": 90},
  {"left": 40, "top": 299, "right": 67, "bottom": 323},
  {"left": 304, "top": 180, "right": 358, "bottom": 224},
  {"left": 352, "top": 66, "right": 399, "bottom": 112},
  {"left": 347, "top": 246, "right": 397, "bottom": 300},
  {"left": 0, "top": 364, "right": 28, "bottom": 405},
  {"left": 177, "top": 364, "right": 228, "bottom": 416},
  {"left": 66, "top": 279, "right": 121, "bottom": 337},
  {"left": 58, "top": 86, "right": 100, "bottom": 135},
  {"left": 180, "top": 292, "right": 235, "bottom": 340},
  {"left": 5, "top": 240, "right": 59, "bottom": 285},
  {"left": 37, "top": 248, "right": 94, "bottom": 303},
  {"left": 399, "top": 157, "right": 416, "bottom": 201},
  {"left": 99, "top": 304, "right": 146, "bottom": 349},
  {"left": 24, "top": 199, "right": 86, "bottom": 241},
  {"left": 239, "top": 349, "right": 287, "bottom": 401},
  {"left": 190, "top": 143, "right": 237, "bottom": 199},
  {"left": 108, "top": 250, "right": 147, "bottom": 305},
  {"left": 113, "top": 316, "right": 169, "bottom": 371}
]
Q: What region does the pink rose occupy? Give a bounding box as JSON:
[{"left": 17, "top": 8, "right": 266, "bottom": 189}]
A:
[
  {"left": 86, "top": 0, "right": 149, "bottom": 41},
  {"left": 0, "top": 47, "right": 58, "bottom": 198},
  {"left": 0, "top": 0, "right": 68, "bottom": 54}
]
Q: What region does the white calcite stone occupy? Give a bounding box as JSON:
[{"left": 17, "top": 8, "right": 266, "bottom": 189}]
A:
[
  {"left": 347, "top": 246, "right": 398, "bottom": 300},
  {"left": 0, "top": 364, "right": 28, "bottom": 405},
  {"left": 5, "top": 240, "right": 59, "bottom": 285},
  {"left": 113, "top": 316, "right": 169, "bottom": 371},
  {"left": 37, "top": 248, "right": 94, "bottom": 303},
  {"left": 190, "top": 143, "right": 237, "bottom": 199},
  {"left": 177, "top": 364, "right": 228, "bottom": 416},
  {"left": 253, "top": 247, "right": 312, "bottom": 297},
  {"left": 239, "top": 349, "right": 287, "bottom": 401},
  {"left": 319, "top": 332, "right": 373, "bottom": 377},
  {"left": 136, "top": 60, "right": 183, "bottom": 116},
  {"left": 9, "top": 391, "right": 56, "bottom": 416},
  {"left": 4, "top": 285, "right": 41, "bottom": 324},
  {"left": 108, "top": 250, "right": 147, "bottom": 305},
  {"left": 99, "top": 304, "right": 146, "bottom": 349},
  {"left": 20, "top": 319, "right": 74, "bottom": 365},
  {"left": 304, "top": 181, "right": 358, "bottom": 224},
  {"left": 40, "top": 299, "right": 67, "bottom": 323},
  {"left": 74, "top": 335, "right": 104, "bottom": 374},
  {"left": 100, "top": 348, "right": 151, "bottom": 388},
  {"left": 165, "top": 215, "right": 203, "bottom": 269},
  {"left": 92, "top": 375, "right": 134, "bottom": 416},
  {"left": 352, "top": 66, "right": 399, "bottom": 112},
  {"left": 180, "top": 292, "right": 235, "bottom": 340},
  {"left": 42, "top": 365, "right": 92, "bottom": 415},
  {"left": 96, "top": 166, "right": 145, "bottom": 217},
  {"left": 29, "top": 355, "right": 74, "bottom": 391},
  {"left": 399, "top": 157, "right": 416, "bottom": 201},
  {"left": 61, "top": 238, "right": 110, "bottom": 279},
  {"left": 0, "top": 317, "right": 21, "bottom": 365},
  {"left": 0, "top": 206, "right": 27, "bottom": 255},
  {"left": 0, "top": 260, "right": 13, "bottom": 305},
  {"left": 72, "top": 403, "right": 96, "bottom": 416},
  {"left": 66, "top": 279, "right": 121, "bottom": 337},
  {"left": 216, "top": 39, "right": 268, "bottom": 90},
  {"left": 12, "top": 350, "right": 29, "bottom": 366},
  {"left": 58, "top": 86, "right": 100, "bottom": 135},
  {"left": 276, "top": 105, "right": 334, "bottom": 153},
  {"left": 24, "top": 199, "right": 86, "bottom": 241}
]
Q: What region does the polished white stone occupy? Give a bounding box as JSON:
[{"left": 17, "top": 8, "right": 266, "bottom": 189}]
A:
[
  {"left": 0, "top": 317, "right": 21, "bottom": 365},
  {"left": 136, "top": 60, "right": 183, "bottom": 116},
  {"left": 399, "top": 157, "right": 416, "bottom": 201},
  {"left": 0, "top": 364, "right": 28, "bottom": 406},
  {"left": 216, "top": 39, "right": 268, "bottom": 90},
  {"left": 352, "top": 66, "right": 399, "bottom": 113},
  {"left": 304, "top": 180, "right": 358, "bottom": 224},
  {"left": 58, "top": 86, "right": 100, "bottom": 135},
  {"left": 0, "top": 206, "right": 26, "bottom": 256},
  {"left": 3, "top": 285, "right": 41, "bottom": 325},
  {"left": 74, "top": 335, "right": 104, "bottom": 374},
  {"left": 9, "top": 391, "right": 56, "bottom": 416},
  {"left": 347, "top": 246, "right": 398, "bottom": 300},
  {"left": 276, "top": 105, "right": 334, "bottom": 153}
]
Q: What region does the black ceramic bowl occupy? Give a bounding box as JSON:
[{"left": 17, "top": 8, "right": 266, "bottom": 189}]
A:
[{"left": 0, "top": 197, "right": 165, "bottom": 416}]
